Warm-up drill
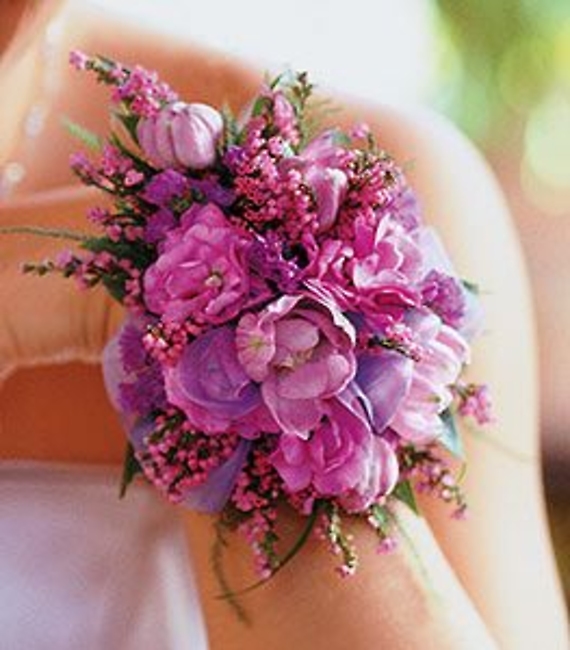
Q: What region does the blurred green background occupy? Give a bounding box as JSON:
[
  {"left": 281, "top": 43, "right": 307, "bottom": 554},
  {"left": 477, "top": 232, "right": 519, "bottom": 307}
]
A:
[{"left": 433, "top": 0, "right": 570, "bottom": 609}]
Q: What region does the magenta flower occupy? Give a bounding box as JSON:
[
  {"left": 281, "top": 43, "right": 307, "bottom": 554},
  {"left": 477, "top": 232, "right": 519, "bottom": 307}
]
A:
[
  {"left": 236, "top": 292, "right": 356, "bottom": 436},
  {"left": 143, "top": 203, "right": 250, "bottom": 324},
  {"left": 164, "top": 325, "right": 275, "bottom": 435},
  {"left": 137, "top": 101, "right": 223, "bottom": 169},
  {"left": 271, "top": 398, "right": 398, "bottom": 506}
]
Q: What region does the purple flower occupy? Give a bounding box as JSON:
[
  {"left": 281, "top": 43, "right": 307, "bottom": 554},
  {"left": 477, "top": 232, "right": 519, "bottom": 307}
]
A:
[
  {"left": 416, "top": 226, "right": 484, "bottom": 339},
  {"left": 247, "top": 233, "right": 304, "bottom": 293},
  {"left": 236, "top": 292, "right": 356, "bottom": 437},
  {"left": 137, "top": 101, "right": 223, "bottom": 170},
  {"left": 271, "top": 398, "right": 398, "bottom": 506},
  {"left": 421, "top": 270, "right": 466, "bottom": 329},
  {"left": 143, "top": 203, "right": 251, "bottom": 324},
  {"left": 141, "top": 169, "right": 189, "bottom": 207},
  {"left": 144, "top": 208, "right": 177, "bottom": 244},
  {"left": 102, "top": 321, "right": 167, "bottom": 425},
  {"left": 383, "top": 186, "right": 422, "bottom": 232},
  {"left": 354, "top": 349, "right": 414, "bottom": 433},
  {"left": 163, "top": 325, "right": 274, "bottom": 435}
]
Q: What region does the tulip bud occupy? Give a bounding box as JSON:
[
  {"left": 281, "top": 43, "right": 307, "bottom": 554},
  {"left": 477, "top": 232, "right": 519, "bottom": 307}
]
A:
[{"left": 137, "top": 101, "right": 223, "bottom": 170}]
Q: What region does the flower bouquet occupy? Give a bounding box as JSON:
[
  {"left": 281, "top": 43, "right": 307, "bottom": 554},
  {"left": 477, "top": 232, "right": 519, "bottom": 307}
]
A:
[{"left": 26, "top": 52, "right": 492, "bottom": 585}]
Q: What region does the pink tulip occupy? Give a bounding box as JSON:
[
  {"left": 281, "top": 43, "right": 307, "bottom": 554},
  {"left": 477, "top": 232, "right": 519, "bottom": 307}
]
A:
[{"left": 137, "top": 101, "right": 223, "bottom": 170}]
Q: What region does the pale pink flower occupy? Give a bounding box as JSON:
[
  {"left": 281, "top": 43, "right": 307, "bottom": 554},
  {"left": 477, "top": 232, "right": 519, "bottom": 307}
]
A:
[
  {"left": 389, "top": 313, "right": 470, "bottom": 443},
  {"left": 137, "top": 101, "right": 223, "bottom": 169},
  {"left": 236, "top": 292, "right": 356, "bottom": 436}
]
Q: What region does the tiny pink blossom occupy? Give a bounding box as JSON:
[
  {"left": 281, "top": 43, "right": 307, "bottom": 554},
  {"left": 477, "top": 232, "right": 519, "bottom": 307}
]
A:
[
  {"left": 457, "top": 383, "right": 494, "bottom": 425},
  {"left": 69, "top": 49, "right": 89, "bottom": 71}
]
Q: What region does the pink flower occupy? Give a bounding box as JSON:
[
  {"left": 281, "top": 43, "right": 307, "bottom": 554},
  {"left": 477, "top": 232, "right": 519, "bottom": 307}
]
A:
[
  {"left": 457, "top": 383, "right": 494, "bottom": 425},
  {"left": 271, "top": 398, "right": 398, "bottom": 506},
  {"left": 350, "top": 216, "right": 424, "bottom": 288},
  {"left": 236, "top": 292, "right": 356, "bottom": 436},
  {"left": 143, "top": 203, "right": 250, "bottom": 324},
  {"left": 283, "top": 131, "right": 348, "bottom": 233},
  {"left": 137, "top": 101, "right": 223, "bottom": 169},
  {"left": 389, "top": 313, "right": 470, "bottom": 443}
]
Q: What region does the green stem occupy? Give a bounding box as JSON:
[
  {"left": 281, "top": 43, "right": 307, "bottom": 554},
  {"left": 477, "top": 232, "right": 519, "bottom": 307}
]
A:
[
  {"left": 388, "top": 508, "right": 438, "bottom": 602},
  {"left": 212, "top": 522, "right": 251, "bottom": 624},
  {"left": 0, "top": 225, "right": 87, "bottom": 242},
  {"left": 216, "top": 502, "right": 322, "bottom": 601},
  {"left": 465, "top": 425, "right": 536, "bottom": 463}
]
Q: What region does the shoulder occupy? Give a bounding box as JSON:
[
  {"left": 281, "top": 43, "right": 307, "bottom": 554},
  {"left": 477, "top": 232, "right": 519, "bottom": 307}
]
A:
[{"left": 73, "top": 5, "right": 260, "bottom": 111}]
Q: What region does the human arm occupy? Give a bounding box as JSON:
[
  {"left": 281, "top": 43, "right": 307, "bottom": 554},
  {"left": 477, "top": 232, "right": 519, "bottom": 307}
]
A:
[{"left": 180, "top": 102, "right": 567, "bottom": 649}]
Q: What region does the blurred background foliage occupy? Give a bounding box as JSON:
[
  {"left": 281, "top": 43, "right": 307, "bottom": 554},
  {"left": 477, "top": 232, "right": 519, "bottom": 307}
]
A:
[{"left": 433, "top": 0, "right": 570, "bottom": 215}]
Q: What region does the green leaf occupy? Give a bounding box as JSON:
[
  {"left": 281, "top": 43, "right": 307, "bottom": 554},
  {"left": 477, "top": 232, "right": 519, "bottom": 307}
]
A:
[
  {"left": 221, "top": 103, "right": 240, "bottom": 148},
  {"left": 61, "top": 116, "right": 102, "bottom": 151},
  {"left": 119, "top": 442, "right": 141, "bottom": 498},
  {"left": 115, "top": 111, "right": 141, "bottom": 145},
  {"left": 461, "top": 279, "right": 480, "bottom": 295},
  {"left": 439, "top": 409, "right": 465, "bottom": 458},
  {"left": 370, "top": 503, "right": 391, "bottom": 535},
  {"left": 393, "top": 479, "right": 420, "bottom": 515}
]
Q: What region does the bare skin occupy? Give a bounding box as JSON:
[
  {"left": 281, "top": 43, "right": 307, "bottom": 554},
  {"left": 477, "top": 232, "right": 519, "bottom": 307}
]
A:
[{"left": 0, "top": 2, "right": 567, "bottom": 648}]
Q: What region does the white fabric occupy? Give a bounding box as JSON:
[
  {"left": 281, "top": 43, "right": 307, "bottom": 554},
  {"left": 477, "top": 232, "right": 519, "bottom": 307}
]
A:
[{"left": 0, "top": 461, "right": 209, "bottom": 650}]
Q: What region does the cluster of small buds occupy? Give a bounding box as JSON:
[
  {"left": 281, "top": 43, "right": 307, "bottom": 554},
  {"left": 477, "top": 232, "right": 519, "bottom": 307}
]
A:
[
  {"left": 87, "top": 206, "right": 112, "bottom": 226},
  {"left": 69, "top": 50, "right": 127, "bottom": 86},
  {"left": 69, "top": 152, "right": 102, "bottom": 187},
  {"left": 137, "top": 418, "right": 241, "bottom": 504},
  {"left": 55, "top": 248, "right": 143, "bottom": 305},
  {"left": 226, "top": 116, "right": 317, "bottom": 238},
  {"left": 236, "top": 509, "right": 279, "bottom": 579},
  {"left": 231, "top": 444, "right": 283, "bottom": 514},
  {"left": 142, "top": 321, "right": 196, "bottom": 365},
  {"left": 366, "top": 503, "right": 398, "bottom": 554},
  {"left": 360, "top": 322, "right": 424, "bottom": 362},
  {"left": 382, "top": 322, "right": 424, "bottom": 361},
  {"left": 335, "top": 151, "right": 404, "bottom": 238},
  {"left": 113, "top": 65, "right": 179, "bottom": 117},
  {"left": 316, "top": 504, "right": 359, "bottom": 578},
  {"left": 404, "top": 448, "right": 468, "bottom": 519},
  {"left": 455, "top": 382, "right": 494, "bottom": 426},
  {"left": 230, "top": 444, "right": 285, "bottom": 578},
  {"left": 70, "top": 52, "right": 177, "bottom": 118}
]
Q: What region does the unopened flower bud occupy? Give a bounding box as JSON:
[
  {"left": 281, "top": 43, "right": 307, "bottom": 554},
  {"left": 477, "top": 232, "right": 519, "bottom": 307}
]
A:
[{"left": 137, "top": 101, "right": 223, "bottom": 170}]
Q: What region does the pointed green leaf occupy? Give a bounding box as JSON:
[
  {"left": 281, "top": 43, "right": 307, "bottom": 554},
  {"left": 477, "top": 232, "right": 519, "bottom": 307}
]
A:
[
  {"left": 439, "top": 409, "right": 465, "bottom": 458},
  {"left": 61, "top": 116, "right": 102, "bottom": 151},
  {"left": 119, "top": 442, "right": 142, "bottom": 498},
  {"left": 393, "top": 479, "right": 420, "bottom": 515}
]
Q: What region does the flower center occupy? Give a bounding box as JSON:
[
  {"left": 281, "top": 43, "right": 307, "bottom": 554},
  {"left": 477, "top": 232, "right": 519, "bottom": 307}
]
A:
[{"left": 205, "top": 269, "right": 224, "bottom": 288}]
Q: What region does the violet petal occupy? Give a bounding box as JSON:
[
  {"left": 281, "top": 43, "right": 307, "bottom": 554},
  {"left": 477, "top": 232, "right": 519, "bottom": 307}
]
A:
[{"left": 181, "top": 439, "right": 252, "bottom": 513}]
